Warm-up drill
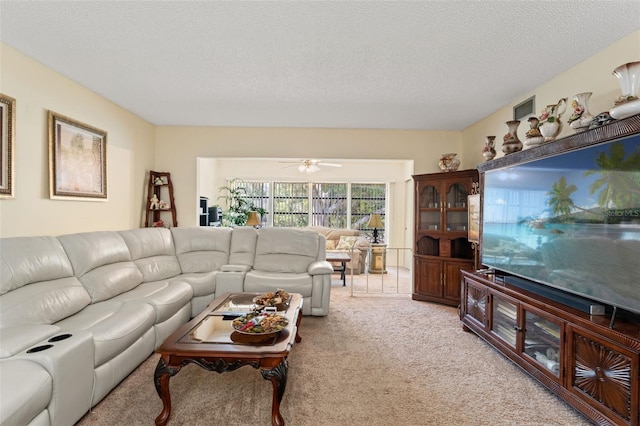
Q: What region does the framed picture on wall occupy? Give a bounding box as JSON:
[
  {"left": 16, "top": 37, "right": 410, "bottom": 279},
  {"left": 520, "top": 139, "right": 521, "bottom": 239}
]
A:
[
  {"left": 49, "top": 111, "right": 107, "bottom": 200},
  {"left": 0, "top": 93, "right": 16, "bottom": 199},
  {"left": 467, "top": 193, "right": 480, "bottom": 244}
]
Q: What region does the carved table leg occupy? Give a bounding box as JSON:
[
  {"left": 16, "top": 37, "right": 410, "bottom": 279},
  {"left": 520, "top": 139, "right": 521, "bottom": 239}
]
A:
[
  {"left": 154, "top": 355, "right": 182, "bottom": 426},
  {"left": 261, "top": 359, "right": 288, "bottom": 426}
]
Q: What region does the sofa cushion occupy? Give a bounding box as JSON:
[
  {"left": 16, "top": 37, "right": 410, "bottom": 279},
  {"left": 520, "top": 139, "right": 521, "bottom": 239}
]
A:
[
  {"left": 253, "top": 228, "right": 319, "bottom": 274},
  {"left": 228, "top": 226, "right": 258, "bottom": 266},
  {"left": 177, "top": 272, "right": 217, "bottom": 298},
  {"left": 325, "top": 240, "right": 336, "bottom": 250},
  {"left": 54, "top": 300, "right": 156, "bottom": 367},
  {"left": 0, "top": 236, "right": 74, "bottom": 295},
  {"left": 171, "top": 227, "right": 232, "bottom": 272},
  {"left": 244, "top": 271, "right": 313, "bottom": 297},
  {"left": 58, "top": 231, "right": 143, "bottom": 303},
  {"left": 336, "top": 235, "right": 360, "bottom": 250},
  {"left": 119, "top": 228, "right": 181, "bottom": 282},
  {"left": 0, "top": 277, "right": 91, "bottom": 328},
  {"left": 0, "top": 360, "right": 52, "bottom": 426},
  {"left": 79, "top": 263, "right": 144, "bottom": 303},
  {"left": 109, "top": 280, "right": 193, "bottom": 323}
]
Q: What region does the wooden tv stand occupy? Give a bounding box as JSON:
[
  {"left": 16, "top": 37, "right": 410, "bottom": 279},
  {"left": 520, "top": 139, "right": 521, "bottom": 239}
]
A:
[{"left": 460, "top": 270, "right": 640, "bottom": 425}]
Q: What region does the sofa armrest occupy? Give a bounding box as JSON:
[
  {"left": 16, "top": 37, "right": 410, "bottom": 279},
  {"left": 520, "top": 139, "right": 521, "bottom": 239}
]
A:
[
  {"left": 308, "top": 260, "right": 333, "bottom": 275},
  {"left": 0, "top": 325, "right": 61, "bottom": 359},
  {"left": 220, "top": 264, "right": 251, "bottom": 273},
  {"left": 12, "top": 330, "right": 94, "bottom": 426}
]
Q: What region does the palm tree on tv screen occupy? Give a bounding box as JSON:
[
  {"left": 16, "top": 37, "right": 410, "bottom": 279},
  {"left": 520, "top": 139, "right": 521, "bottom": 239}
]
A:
[
  {"left": 547, "top": 176, "right": 577, "bottom": 220},
  {"left": 584, "top": 141, "right": 640, "bottom": 209}
]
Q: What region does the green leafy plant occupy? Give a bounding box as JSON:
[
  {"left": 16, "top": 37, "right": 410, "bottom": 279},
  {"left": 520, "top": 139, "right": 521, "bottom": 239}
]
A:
[{"left": 217, "top": 179, "right": 266, "bottom": 226}]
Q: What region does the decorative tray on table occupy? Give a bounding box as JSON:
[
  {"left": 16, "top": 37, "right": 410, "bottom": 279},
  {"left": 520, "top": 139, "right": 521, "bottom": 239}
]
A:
[{"left": 252, "top": 289, "right": 291, "bottom": 312}]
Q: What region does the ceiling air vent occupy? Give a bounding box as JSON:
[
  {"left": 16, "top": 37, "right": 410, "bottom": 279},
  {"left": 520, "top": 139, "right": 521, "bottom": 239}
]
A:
[{"left": 513, "top": 96, "right": 535, "bottom": 121}]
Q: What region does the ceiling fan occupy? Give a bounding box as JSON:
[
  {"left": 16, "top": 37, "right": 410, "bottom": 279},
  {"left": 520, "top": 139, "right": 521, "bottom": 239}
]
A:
[{"left": 279, "top": 159, "right": 342, "bottom": 174}]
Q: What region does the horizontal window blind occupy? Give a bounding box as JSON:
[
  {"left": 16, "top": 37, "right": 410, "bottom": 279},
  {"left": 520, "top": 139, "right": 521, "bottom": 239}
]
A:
[{"left": 225, "top": 179, "right": 385, "bottom": 233}]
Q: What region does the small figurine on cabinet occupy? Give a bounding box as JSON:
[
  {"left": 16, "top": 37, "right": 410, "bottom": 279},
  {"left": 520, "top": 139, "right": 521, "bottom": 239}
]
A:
[
  {"left": 154, "top": 177, "right": 164, "bottom": 185},
  {"left": 152, "top": 219, "right": 164, "bottom": 228},
  {"left": 158, "top": 200, "right": 169, "bottom": 210},
  {"left": 149, "top": 194, "right": 159, "bottom": 210}
]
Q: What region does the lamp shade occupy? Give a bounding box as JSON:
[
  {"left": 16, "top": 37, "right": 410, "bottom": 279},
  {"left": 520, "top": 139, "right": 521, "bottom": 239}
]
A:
[
  {"left": 245, "top": 211, "right": 261, "bottom": 226},
  {"left": 367, "top": 214, "right": 383, "bottom": 229}
]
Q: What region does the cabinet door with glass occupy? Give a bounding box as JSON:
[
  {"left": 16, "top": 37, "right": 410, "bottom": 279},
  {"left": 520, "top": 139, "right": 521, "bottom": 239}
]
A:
[
  {"left": 443, "top": 179, "right": 472, "bottom": 234},
  {"left": 416, "top": 180, "right": 442, "bottom": 233},
  {"left": 414, "top": 170, "right": 477, "bottom": 236},
  {"left": 490, "top": 293, "right": 519, "bottom": 350},
  {"left": 521, "top": 306, "right": 564, "bottom": 382}
]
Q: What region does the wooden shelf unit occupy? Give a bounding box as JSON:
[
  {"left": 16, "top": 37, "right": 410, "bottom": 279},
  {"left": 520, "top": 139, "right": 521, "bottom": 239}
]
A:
[
  {"left": 412, "top": 169, "right": 478, "bottom": 306},
  {"left": 145, "top": 171, "right": 177, "bottom": 227}
]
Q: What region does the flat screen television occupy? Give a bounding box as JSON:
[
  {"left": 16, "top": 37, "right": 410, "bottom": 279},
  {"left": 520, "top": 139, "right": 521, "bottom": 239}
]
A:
[{"left": 480, "top": 132, "right": 640, "bottom": 316}]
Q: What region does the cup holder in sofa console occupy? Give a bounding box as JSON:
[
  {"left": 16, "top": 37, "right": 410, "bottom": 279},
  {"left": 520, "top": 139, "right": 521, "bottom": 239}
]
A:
[
  {"left": 48, "top": 333, "right": 73, "bottom": 342},
  {"left": 27, "top": 344, "right": 54, "bottom": 353}
]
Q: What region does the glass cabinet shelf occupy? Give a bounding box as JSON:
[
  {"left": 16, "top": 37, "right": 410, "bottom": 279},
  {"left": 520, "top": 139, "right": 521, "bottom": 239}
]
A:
[
  {"left": 524, "top": 310, "right": 561, "bottom": 377},
  {"left": 491, "top": 297, "right": 517, "bottom": 348}
]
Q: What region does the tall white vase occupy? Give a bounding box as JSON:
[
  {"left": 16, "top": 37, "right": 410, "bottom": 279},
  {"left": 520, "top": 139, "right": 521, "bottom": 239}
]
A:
[{"left": 610, "top": 61, "right": 640, "bottom": 120}]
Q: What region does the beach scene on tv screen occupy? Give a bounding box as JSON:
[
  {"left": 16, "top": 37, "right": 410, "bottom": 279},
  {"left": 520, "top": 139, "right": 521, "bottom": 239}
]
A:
[{"left": 482, "top": 135, "right": 640, "bottom": 314}]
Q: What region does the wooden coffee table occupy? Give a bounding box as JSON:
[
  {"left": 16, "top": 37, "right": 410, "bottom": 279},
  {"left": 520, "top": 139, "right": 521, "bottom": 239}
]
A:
[{"left": 154, "top": 292, "right": 303, "bottom": 426}]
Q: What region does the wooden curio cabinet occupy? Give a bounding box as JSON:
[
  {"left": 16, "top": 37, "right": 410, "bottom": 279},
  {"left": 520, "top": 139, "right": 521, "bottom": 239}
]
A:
[
  {"left": 412, "top": 169, "right": 478, "bottom": 306},
  {"left": 461, "top": 271, "right": 640, "bottom": 425}
]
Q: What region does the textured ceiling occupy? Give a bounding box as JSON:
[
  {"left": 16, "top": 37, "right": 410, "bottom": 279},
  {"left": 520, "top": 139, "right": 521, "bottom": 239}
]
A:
[{"left": 1, "top": 1, "right": 639, "bottom": 130}]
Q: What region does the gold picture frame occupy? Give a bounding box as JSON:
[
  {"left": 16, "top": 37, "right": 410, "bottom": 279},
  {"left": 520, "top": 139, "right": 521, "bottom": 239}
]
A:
[
  {"left": 0, "top": 93, "right": 16, "bottom": 199},
  {"left": 467, "top": 193, "right": 480, "bottom": 244},
  {"left": 49, "top": 111, "right": 107, "bottom": 199}
]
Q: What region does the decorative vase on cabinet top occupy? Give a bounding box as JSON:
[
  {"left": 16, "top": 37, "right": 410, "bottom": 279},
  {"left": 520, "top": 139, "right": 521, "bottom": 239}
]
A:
[
  {"left": 502, "top": 120, "right": 523, "bottom": 154},
  {"left": 524, "top": 117, "right": 545, "bottom": 148},
  {"left": 482, "top": 136, "right": 497, "bottom": 161},
  {"left": 567, "top": 92, "right": 594, "bottom": 133},
  {"left": 438, "top": 153, "right": 461, "bottom": 172},
  {"left": 609, "top": 61, "right": 640, "bottom": 120},
  {"left": 538, "top": 98, "right": 567, "bottom": 142}
]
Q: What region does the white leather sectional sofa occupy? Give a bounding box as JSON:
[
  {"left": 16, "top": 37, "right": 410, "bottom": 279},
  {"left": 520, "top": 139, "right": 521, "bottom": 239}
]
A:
[{"left": 0, "top": 226, "right": 332, "bottom": 426}]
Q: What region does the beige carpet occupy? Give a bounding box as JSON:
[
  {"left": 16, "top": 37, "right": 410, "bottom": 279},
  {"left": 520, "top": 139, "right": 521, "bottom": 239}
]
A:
[{"left": 78, "top": 273, "right": 589, "bottom": 426}]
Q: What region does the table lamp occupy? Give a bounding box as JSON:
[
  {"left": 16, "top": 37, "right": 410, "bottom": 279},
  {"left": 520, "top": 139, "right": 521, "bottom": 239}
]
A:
[
  {"left": 245, "top": 211, "right": 261, "bottom": 228},
  {"left": 367, "top": 214, "right": 383, "bottom": 243}
]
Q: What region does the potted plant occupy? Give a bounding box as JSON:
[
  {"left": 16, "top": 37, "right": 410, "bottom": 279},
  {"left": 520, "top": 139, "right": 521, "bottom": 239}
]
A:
[{"left": 217, "top": 179, "right": 266, "bottom": 226}]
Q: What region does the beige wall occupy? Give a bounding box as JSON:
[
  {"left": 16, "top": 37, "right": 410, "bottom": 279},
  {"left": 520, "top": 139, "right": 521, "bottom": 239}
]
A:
[
  {"left": 0, "top": 43, "right": 156, "bottom": 237},
  {"left": 462, "top": 30, "right": 640, "bottom": 164},
  {"left": 155, "top": 127, "right": 462, "bottom": 229}
]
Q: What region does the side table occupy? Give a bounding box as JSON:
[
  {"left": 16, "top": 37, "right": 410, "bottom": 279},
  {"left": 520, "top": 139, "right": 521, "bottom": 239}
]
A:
[{"left": 368, "top": 244, "right": 387, "bottom": 274}]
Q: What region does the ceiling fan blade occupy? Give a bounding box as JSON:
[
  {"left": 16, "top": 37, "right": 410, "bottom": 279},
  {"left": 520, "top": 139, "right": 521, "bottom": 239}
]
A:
[{"left": 317, "top": 162, "right": 342, "bottom": 167}]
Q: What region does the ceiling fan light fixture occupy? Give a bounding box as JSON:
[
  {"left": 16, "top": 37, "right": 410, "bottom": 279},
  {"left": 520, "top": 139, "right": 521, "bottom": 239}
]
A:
[{"left": 298, "top": 160, "right": 321, "bottom": 173}]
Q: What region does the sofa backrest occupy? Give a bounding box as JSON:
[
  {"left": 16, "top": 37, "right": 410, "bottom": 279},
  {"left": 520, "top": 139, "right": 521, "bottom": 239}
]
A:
[
  {"left": 57, "top": 231, "right": 143, "bottom": 303},
  {"left": 253, "top": 228, "right": 322, "bottom": 273},
  {"left": 171, "top": 227, "right": 232, "bottom": 273},
  {"left": 228, "top": 226, "right": 258, "bottom": 266},
  {"left": 0, "top": 237, "right": 90, "bottom": 326},
  {"left": 308, "top": 226, "right": 359, "bottom": 241},
  {"left": 119, "top": 228, "right": 181, "bottom": 282}
]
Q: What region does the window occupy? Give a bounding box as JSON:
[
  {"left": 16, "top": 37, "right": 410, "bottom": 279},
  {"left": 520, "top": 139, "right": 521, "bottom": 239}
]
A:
[
  {"left": 227, "top": 179, "right": 386, "bottom": 234},
  {"left": 273, "top": 182, "right": 309, "bottom": 227},
  {"left": 311, "top": 183, "right": 347, "bottom": 228},
  {"left": 351, "top": 183, "right": 386, "bottom": 240}
]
